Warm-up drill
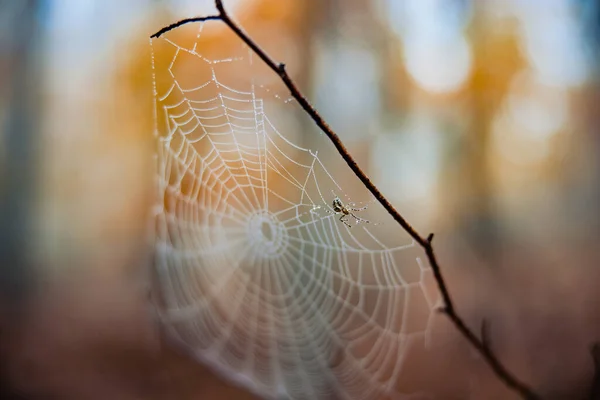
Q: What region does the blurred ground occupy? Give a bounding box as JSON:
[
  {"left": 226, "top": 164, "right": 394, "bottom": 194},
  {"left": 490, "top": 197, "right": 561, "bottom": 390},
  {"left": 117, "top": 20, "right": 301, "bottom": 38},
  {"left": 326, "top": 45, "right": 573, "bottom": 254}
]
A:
[{"left": 2, "top": 236, "right": 600, "bottom": 399}]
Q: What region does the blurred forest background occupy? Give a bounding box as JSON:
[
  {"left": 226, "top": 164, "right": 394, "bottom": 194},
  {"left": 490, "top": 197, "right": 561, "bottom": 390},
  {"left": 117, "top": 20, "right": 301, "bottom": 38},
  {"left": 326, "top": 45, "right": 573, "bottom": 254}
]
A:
[{"left": 1, "top": 0, "right": 600, "bottom": 399}]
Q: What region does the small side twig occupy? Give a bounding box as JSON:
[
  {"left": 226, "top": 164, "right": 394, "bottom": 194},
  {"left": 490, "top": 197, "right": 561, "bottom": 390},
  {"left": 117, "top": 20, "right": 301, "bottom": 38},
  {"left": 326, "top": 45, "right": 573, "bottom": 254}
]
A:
[
  {"left": 151, "top": 2, "right": 541, "bottom": 399},
  {"left": 481, "top": 318, "right": 491, "bottom": 350},
  {"left": 589, "top": 343, "right": 600, "bottom": 400}
]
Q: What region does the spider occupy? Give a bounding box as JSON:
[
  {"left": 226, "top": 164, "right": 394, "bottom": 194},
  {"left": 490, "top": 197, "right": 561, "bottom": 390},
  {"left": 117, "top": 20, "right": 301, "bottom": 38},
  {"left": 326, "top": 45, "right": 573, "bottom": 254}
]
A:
[{"left": 328, "top": 192, "right": 370, "bottom": 228}]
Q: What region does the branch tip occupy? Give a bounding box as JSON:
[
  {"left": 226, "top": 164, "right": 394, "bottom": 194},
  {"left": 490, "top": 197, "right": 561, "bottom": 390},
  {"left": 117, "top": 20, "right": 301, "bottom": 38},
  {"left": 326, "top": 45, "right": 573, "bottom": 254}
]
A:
[
  {"left": 150, "top": 16, "right": 222, "bottom": 39},
  {"left": 427, "top": 233, "right": 434, "bottom": 243}
]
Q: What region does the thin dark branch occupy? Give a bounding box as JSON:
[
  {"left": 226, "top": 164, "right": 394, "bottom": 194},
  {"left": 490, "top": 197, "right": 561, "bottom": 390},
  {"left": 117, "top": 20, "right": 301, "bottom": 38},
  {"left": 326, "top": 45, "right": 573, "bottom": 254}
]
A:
[
  {"left": 151, "top": 15, "right": 221, "bottom": 38},
  {"left": 150, "top": 2, "right": 542, "bottom": 400}
]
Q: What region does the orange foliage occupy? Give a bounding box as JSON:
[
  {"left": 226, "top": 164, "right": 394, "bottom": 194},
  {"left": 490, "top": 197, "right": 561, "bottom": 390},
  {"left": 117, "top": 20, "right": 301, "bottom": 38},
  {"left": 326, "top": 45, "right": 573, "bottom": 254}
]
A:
[{"left": 117, "top": 0, "right": 304, "bottom": 140}]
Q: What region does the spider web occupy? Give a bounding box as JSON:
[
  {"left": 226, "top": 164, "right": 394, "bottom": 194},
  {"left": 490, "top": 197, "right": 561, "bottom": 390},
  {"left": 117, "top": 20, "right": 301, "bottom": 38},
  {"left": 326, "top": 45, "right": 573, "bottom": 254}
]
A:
[{"left": 150, "top": 20, "right": 440, "bottom": 400}]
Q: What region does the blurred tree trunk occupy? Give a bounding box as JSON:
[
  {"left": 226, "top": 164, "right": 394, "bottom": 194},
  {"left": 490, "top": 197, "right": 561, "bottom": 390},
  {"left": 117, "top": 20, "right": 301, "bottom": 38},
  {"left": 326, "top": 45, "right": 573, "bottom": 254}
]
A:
[
  {"left": 581, "top": 0, "right": 600, "bottom": 238},
  {"left": 462, "top": 2, "right": 500, "bottom": 264},
  {"left": 0, "top": 0, "right": 42, "bottom": 397},
  {"left": 0, "top": 0, "right": 41, "bottom": 311},
  {"left": 291, "top": 0, "right": 317, "bottom": 149}
]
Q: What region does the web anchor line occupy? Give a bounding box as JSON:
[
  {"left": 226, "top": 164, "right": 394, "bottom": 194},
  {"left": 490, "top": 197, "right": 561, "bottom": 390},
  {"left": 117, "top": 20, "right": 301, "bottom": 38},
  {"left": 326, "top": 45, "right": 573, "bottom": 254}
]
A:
[{"left": 151, "top": 2, "right": 542, "bottom": 400}]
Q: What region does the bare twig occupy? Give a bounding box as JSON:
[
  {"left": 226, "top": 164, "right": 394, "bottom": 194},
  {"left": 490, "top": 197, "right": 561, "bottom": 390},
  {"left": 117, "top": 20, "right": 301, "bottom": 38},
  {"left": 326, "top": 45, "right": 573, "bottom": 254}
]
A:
[
  {"left": 151, "top": 2, "right": 542, "bottom": 399},
  {"left": 151, "top": 16, "right": 221, "bottom": 39}
]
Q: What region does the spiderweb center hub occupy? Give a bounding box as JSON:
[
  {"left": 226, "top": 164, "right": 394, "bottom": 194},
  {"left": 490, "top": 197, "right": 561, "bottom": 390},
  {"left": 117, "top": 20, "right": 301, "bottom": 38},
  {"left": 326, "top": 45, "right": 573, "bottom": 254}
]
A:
[{"left": 246, "top": 212, "right": 288, "bottom": 258}]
